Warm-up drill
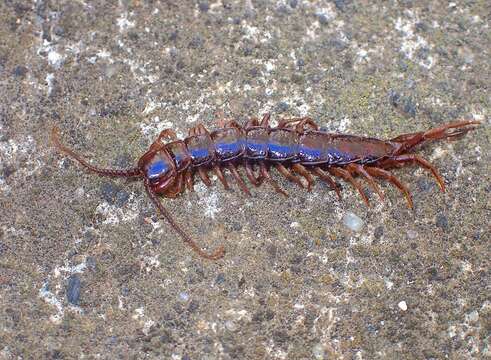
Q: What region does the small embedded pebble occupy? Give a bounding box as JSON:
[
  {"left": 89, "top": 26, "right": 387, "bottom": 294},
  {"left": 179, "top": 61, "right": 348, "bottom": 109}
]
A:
[
  {"left": 342, "top": 212, "right": 364, "bottom": 232},
  {"left": 398, "top": 301, "right": 408, "bottom": 311},
  {"left": 406, "top": 229, "right": 418, "bottom": 239},
  {"left": 179, "top": 292, "right": 189, "bottom": 302}
]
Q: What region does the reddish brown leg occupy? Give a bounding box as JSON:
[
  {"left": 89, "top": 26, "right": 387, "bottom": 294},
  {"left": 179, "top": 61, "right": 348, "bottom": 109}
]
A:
[
  {"left": 365, "top": 167, "right": 414, "bottom": 209},
  {"left": 382, "top": 154, "right": 445, "bottom": 192},
  {"left": 278, "top": 117, "right": 319, "bottom": 132},
  {"left": 291, "top": 163, "right": 315, "bottom": 191},
  {"left": 245, "top": 117, "right": 260, "bottom": 129},
  {"left": 222, "top": 120, "right": 244, "bottom": 131},
  {"left": 198, "top": 167, "right": 212, "bottom": 187},
  {"left": 346, "top": 163, "right": 384, "bottom": 201},
  {"left": 329, "top": 167, "right": 369, "bottom": 206},
  {"left": 144, "top": 180, "right": 224, "bottom": 260},
  {"left": 162, "top": 174, "right": 185, "bottom": 198},
  {"left": 260, "top": 113, "right": 271, "bottom": 127},
  {"left": 260, "top": 162, "right": 287, "bottom": 196},
  {"left": 185, "top": 169, "right": 194, "bottom": 192},
  {"left": 275, "top": 163, "right": 305, "bottom": 189},
  {"left": 244, "top": 161, "right": 263, "bottom": 186},
  {"left": 157, "top": 129, "right": 178, "bottom": 142},
  {"left": 51, "top": 127, "right": 142, "bottom": 178},
  {"left": 227, "top": 163, "right": 251, "bottom": 196},
  {"left": 311, "top": 167, "right": 342, "bottom": 200},
  {"left": 213, "top": 165, "right": 230, "bottom": 190}
]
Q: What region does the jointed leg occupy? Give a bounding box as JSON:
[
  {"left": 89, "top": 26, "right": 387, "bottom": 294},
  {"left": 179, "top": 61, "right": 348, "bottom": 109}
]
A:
[
  {"left": 311, "top": 167, "right": 342, "bottom": 200},
  {"left": 244, "top": 161, "right": 263, "bottom": 186},
  {"left": 365, "top": 167, "right": 413, "bottom": 209},
  {"left": 213, "top": 165, "right": 230, "bottom": 190},
  {"left": 144, "top": 180, "right": 224, "bottom": 260},
  {"left": 291, "top": 163, "right": 315, "bottom": 191},
  {"left": 260, "top": 162, "right": 287, "bottom": 196},
  {"left": 227, "top": 163, "right": 251, "bottom": 196},
  {"left": 157, "top": 129, "right": 178, "bottom": 142},
  {"left": 275, "top": 164, "right": 305, "bottom": 189},
  {"left": 185, "top": 169, "right": 194, "bottom": 191},
  {"left": 198, "top": 167, "right": 212, "bottom": 187},
  {"left": 381, "top": 154, "right": 445, "bottom": 192},
  {"left": 260, "top": 113, "right": 271, "bottom": 127},
  {"left": 278, "top": 117, "right": 319, "bottom": 133},
  {"left": 329, "top": 167, "right": 369, "bottom": 206},
  {"left": 346, "top": 163, "right": 384, "bottom": 200}
]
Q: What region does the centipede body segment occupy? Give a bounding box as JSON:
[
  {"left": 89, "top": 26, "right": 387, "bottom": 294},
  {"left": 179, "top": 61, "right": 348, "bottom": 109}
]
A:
[{"left": 51, "top": 115, "right": 480, "bottom": 260}]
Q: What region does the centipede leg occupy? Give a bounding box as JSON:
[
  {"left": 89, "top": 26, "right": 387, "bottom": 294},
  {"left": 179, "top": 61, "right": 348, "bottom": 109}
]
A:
[
  {"left": 346, "top": 163, "right": 384, "bottom": 201},
  {"left": 382, "top": 154, "right": 445, "bottom": 192},
  {"left": 198, "top": 167, "right": 212, "bottom": 187},
  {"left": 311, "top": 167, "right": 342, "bottom": 200},
  {"left": 245, "top": 117, "right": 260, "bottom": 128},
  {"left": 260, "top": 162, "right": 288, "bottom": 196},
  {"left": 227, "top": 163, "right": 251, "bottom": 196},
  {"left": 260, "top": 113, "right": 271, "bottom": 127},
  {"left": 365, "top": 167, "right": 413, "bottom": 209},
  {"left": 291, "top": 164, "right": 315, "bottom": 191},
  {"left": 244, "top": 161, "right": 263, "bottom": 186},
  {"left": 162, "top": 174, "right": 185, "bottom": 198},
  {"left": 275, "top": 163, "right": 305, "bottom": 189},
  {"left": 213, "top": 165, "right": 230, "bottom": 190},
  {"left": 329, "top": 167, "right": 369, "bottom": 206},
  {"left": 144, "top": 180, "right": 224, "bottom": 260},
  {"left": 157, "top": 129, "right": 178, "bottom": 142},
  {"left": 278, "top": 117, "right": 319, "bottom": 132},
  {"left": 185, "top": 169, "right": 194, "bottom": 191}
]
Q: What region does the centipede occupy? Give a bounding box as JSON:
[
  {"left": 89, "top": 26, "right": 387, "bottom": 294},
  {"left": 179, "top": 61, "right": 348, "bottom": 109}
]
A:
[{"left": 51, "top": 115, "right": 480, "bottom": 260}]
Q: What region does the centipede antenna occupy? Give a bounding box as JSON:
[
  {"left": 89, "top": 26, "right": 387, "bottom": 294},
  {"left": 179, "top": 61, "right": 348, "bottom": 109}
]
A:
[
  {"left": 51, "top": 126, "right": 142, "bottom": 178},
  {"left": 144, "top": 180, "right": 225, "bottom": 260}
]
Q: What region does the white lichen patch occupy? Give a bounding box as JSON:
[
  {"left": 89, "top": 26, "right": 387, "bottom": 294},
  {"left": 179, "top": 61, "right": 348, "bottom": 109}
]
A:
[
  {"left": 394, "top": 12, "right": 435, "bottom": 69},
  {"left": 94, "top": 194, "right": 140, "bottom": 225},
  {"left": 0, "top": 135, "right": 41, "bottom": 194},
  {"left": 39, "top": 282, "right": 65, "bottom": 323},
  {"left": 194, "top": 183, "right": 221, "bottom": 219},
  {"left": 117, "top": 12, "right": 136, "bottom": 32},
  {"left": 38, "top": 39, "right": 66, "bottom": 69}
]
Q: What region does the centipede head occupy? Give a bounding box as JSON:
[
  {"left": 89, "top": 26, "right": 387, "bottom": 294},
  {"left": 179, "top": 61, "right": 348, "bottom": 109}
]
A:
[{"left": 138, "top": 144, "right": 178, "bottom": 194}]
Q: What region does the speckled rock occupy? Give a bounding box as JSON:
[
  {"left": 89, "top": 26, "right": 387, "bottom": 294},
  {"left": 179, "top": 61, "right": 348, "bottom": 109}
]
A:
[{"left": 0, "top": 1, "right": 489, "bottom": 358}]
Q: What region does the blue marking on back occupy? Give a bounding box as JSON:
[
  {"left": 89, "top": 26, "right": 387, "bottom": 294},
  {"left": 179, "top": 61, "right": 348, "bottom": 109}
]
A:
[
  {"left": 246, "top": 140, "right": 268, "bottom": 157},
  {"left": 299, "top": 146, "right": 323, "bottom": 162},
  {"left": 326, "top": 148, "right": 355, "bottom": 164},
  {"left": 268, "top": 143, "right": 297, "bottom": 160},
  {"left": 189, "top": 147, "right": 211, "bottom": 162},
  {"left": 216, "top": 140, "right": 242, "bottom": 158},
  {"left": 147, "top": 159, "right": 169, "bottom": 179}
]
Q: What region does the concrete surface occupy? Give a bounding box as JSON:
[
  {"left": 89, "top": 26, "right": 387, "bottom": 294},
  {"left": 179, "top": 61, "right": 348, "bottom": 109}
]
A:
[{"left": 0, "top": 1, "right": 489, "bottom": 359}]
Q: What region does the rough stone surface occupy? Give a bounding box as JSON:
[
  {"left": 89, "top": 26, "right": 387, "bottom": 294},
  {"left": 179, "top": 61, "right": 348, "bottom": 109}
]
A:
[{"left": 0, "top": 1, "right": 489, "bottom": 359}]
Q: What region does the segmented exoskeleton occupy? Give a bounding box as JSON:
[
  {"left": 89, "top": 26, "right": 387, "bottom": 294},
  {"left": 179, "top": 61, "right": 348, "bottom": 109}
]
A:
[{"left": 51, "top": 115, "right": 480, "bottom": 260}]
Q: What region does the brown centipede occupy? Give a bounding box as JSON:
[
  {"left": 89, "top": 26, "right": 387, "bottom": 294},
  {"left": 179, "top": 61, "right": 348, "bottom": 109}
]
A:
[{"left": 51, "top": 115, "right": 480, "bottom": 260}]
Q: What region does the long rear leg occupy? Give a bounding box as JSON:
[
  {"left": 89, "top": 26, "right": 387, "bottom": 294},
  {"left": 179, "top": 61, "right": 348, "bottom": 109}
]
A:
[
  {"left": 391, "top": 120, "right": 480, "bottom": 154},
  {"left": 144, "top": 180, "right": 224, "bottom": 260},
  {"left": 380, "top": 154, "right": 445, "bottom": 191},
  {"left": 51, "top": 127, "right": 142, "bottom": 178}
]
